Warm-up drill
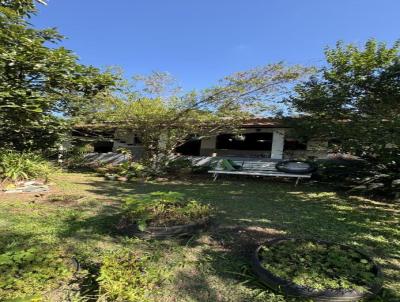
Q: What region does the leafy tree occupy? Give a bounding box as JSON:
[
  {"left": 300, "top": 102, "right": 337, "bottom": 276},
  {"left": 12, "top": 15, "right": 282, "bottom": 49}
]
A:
[
  {"left": 287, "top": 39, "right": 400, "bottom": 193},
  {"left": 0, "top": 0, "right": 115, "bottom": 151},
  {"left": 91, "top": 65, "right": 312, "bottom": 172}
]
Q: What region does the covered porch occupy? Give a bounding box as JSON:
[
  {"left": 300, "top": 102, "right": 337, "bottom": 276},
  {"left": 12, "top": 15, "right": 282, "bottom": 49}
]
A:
[{"left": 199, "top": 128, "right": 286, "bottom": 160}]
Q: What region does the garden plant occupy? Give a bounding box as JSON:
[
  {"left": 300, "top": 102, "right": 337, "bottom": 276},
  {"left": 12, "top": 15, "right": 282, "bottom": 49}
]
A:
[
  {"left": 255, "top": 238, "right": 382, "bottom": 298},
  {"left": 120, "top": 191, "right": 213, "bottom": 234}
]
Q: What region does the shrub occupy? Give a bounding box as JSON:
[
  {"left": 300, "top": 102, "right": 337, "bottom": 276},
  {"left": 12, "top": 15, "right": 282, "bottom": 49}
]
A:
[
  {"left": 165, "top": 158, "right": 193, "bottom": 174},
  {"left": 314, "top": 158, "right": 372, "bottom": 184},
  {"left": 94, "top": 163, "right": 122, "bottom": 175},
  {"left": 115, "top": 147, "right": 133, "bottom": 161},
  {"left": 0, "top": 149, "right": 54, "bottom": 183},
  {"left": 63, "top": 153, "right": 87, "bottom": 169},
  {"left": 96, "top": 162, "right": 150, "bottom": 181},
  {"left": 0, "top": 248, "right": 74, "bottom": 300},
  {"left": 192, "top": 164, "right": 211, "bottom": 174},
  {"left": 122, "top": 191, "right": 212, "bottom": 231},
  {"left": 315, "top": 159, "right": 400, "bottom": 199},
  {"left": 97, "top": 249, "right": 169, "bottom": 302},
  {"left": 70, "top": 143, "right": 94, "bottom": 155},
  {"left": 117, "top": 162, "right": 147, "bottom": 179}
]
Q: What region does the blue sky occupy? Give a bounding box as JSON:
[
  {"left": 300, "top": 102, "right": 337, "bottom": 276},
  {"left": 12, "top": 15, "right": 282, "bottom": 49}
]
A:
[{"left": 32, "top": 0, "right": 400, "bottom": 90}]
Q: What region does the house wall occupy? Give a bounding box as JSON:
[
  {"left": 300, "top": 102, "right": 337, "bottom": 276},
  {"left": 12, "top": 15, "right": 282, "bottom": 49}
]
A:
[{"left": 112, "top": 128, "right": 329, "bottom": 160}]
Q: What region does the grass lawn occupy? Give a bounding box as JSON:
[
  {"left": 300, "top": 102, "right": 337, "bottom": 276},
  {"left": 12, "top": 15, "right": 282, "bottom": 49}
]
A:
[{"left": 0, "top": 171, "right": 399, "bottom": 301}]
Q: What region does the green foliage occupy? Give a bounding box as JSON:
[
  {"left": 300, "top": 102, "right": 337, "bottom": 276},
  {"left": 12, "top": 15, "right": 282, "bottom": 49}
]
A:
[
  {"left": 165, "top": 157, "right": 193, "bottom": 174},
  {"left": 91, "top": 66, "right": 312, "bottom": 172},
  {"left": 287, "top": 39, "right": 400, "bottom": 169},
  {"left": 63, "top": 153, "right": 87, "bottom": 170},
  {"left": 116, "top": 161, "right": 148, "bottom": 179},
  {"left": 0, "top": 172, "right": 399, "bottom": 301},
  {"left": 0, "top": 248, "right": 73, "bottom": 300},
  {"left": 0, "top": 0, "right": 115, "bottom": 151},
  {"left": 96, "top": 161, "right": 151, "bottom": 180},
  {"left": 62, "top": 143, "right": 96, "bottom": 169},
  {"left": 70, "top": 144, "right": 95, "bottom": 156},
  {"left": 314, "top": 158, "right": 372, "bottom": 183},
  {"left": 0, "top": 149, "right": 54, "bottom": 182},
  {"left": 97, "top": 249, "right": 169, "bottom": 302},
  {"left": 123, "top": 191, "right": 212, "bottom": 231},
  {"left": 260, "top": 240, "right": 380, "bottom": 292},
  {"left": 93, "top": 163, "right": 119, "bottom": 175},
  {"left": 115, "top": 147, "right": 133, "bottom": 159}
]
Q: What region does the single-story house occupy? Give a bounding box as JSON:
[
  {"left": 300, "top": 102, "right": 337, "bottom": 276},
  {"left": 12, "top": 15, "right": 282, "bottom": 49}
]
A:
[{"left": 110, "top": 118, "right": 329, "bottom": 160}]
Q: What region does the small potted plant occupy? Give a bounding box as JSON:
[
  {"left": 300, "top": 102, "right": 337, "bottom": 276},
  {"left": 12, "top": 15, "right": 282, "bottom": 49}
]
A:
[{"left": 117, "top": 191, "right": 213, "bottom": 239}]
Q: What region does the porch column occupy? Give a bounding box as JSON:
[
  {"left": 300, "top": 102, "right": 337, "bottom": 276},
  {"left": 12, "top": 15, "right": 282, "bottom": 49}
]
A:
[
  {"left": 200, "top": 136, "right": 217, "bottom": 156},
  {"left": 271, "top": 129, "right": 285, "bottom": 159}
]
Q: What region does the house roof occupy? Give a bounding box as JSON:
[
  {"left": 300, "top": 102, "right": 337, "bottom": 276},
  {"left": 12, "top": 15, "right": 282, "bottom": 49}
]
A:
[
  {"left": 241, "top": 117, "right": 293, "bottom": 128},
  {"left": 74, "top": 117, "right": 298, "bottom": 132}
]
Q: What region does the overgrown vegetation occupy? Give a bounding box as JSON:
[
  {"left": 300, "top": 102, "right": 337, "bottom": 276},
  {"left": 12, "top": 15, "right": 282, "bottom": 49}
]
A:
[
  {"left": 97, "top": 158, "right": 195, "bottom": 180},
  {"left": 97, "top": 248, "right": 171, "bottom": 302},
  {"left": 88, "top": 64, "right": 313, "bottom": 173},
  {"left": 0, "top": 0, "right": 115, "bottom": 151},
  {"left": 122, "top": 191, "right": 212, "bottom": 231},
  {"left": 0, "top": 172, "right": 398, "bottom": 301},
  {"left": 0, "top": 2, "right": 398, "bottom": 301},
  {"left": 0, "top": 149, "right": 54, "bottom": 183},
  {"left": 0, "top": 248, "right": 74, "bottom": 300},
  {"left": 287, "top": 39, "right": 400, "bottom": 198},
  {"left": 259, "top": 240, "right": 380, "bottom": 292}
]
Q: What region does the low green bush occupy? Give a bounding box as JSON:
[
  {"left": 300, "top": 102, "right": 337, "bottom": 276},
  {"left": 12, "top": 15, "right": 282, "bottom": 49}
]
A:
[
  {"left": 314, "top": 158, "right": 371, "bottom": 183},
  {"left": 0, "top": 149, "right": 54, "bottom": 183},
  {"left": 117, "top": 162, "right": 147, "bottom": 179},
  {"left": 191, "top": 165, "right": 210, "bottom": 174},
  {"left": 96, "top": 162, "right": 150, "bottom": 180},
  {"left": 0, "top": 248, "right": 74, "bottom": 300},
  {"left": 97, "top": 249, "right": 169, "bottom": 302},
  {"left": 165, "top": 158, "right": 193, "bottom": 174},
  {"left": 122, "top": 191, "right": 212, "bottom": 231},
  {"left": 260, "top": 240, "right": 380, "bottom": 292},
  {"left": 94, "top": 163, "right": 122, "bottom": 175},
  {"left": 70, "top": 143, "right": 94, "bottom": 156},
  {"left": 315, "top": 159, "right": 400, "bottom": 199}
]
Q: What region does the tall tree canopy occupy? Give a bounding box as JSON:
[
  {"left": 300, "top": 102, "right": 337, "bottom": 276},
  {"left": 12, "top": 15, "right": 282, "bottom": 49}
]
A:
[
  {"left": 89, "top": 65, "right": 313, "bottom": 171},
  {"left": 0, "top": 0, "right": 115, "bottom": 151},
  {"left": 287, "top": 39, "right": 400, "bottom": 169}
]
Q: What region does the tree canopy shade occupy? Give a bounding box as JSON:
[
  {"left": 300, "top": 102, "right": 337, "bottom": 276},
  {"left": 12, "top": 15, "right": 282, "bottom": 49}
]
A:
[
  {"left": 0, "top": 0, "right": 116, "bottom": 151},
  {"left": 287, "top": 39, "right": 400, "bottom": 168},
  {"left": 90, "top": 66, "right": 313, "bottom": 171}
]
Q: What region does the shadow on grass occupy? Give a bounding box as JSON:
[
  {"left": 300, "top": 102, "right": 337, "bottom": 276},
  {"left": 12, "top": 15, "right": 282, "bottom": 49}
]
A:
[
  {"left": 80, "top": 177, "right": 399, "bottom": 249},
  {"left": 66, "top": 175, "right": 400, "bottom": 301},
  {"left": 57, "top": 203, "right": 123, "bottom": 239},
  {"left": 173, "top": 270, "right": 221, "bottom": 302}
]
